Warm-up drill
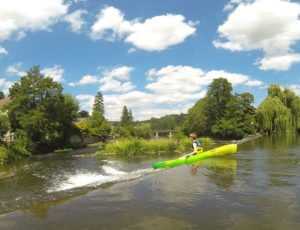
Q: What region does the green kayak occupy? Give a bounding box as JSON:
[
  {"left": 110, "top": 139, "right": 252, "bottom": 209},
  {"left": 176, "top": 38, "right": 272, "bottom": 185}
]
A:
[{"left": 152, "top": 144, "right": 237, "bottom": 169}]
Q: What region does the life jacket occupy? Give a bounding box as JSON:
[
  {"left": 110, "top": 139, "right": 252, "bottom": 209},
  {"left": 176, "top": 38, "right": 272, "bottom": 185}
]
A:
[{"left": 192, "top": 140, "right": 203, "bottom": 152}]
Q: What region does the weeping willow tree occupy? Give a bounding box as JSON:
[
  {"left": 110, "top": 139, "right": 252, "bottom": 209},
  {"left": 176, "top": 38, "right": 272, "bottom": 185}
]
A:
[
  {"left": 282, "top": 88, "right": 300, "bottom": 131},
  {"left": 257, "top": 83, "right": 300, "bottom": 134},
  {"left": 257, "top": 96, "right": 293, "bottom": 134}
]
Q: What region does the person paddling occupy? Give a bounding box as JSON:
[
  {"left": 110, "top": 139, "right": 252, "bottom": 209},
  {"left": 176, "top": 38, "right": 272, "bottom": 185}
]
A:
[{"left": 185, "top": 133, "right": 203, "bottom": 157}]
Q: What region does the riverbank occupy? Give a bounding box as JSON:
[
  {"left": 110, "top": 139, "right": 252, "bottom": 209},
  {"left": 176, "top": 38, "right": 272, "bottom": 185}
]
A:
[{"left": 95, "top": 137, "right": 214, "bottom": 156}]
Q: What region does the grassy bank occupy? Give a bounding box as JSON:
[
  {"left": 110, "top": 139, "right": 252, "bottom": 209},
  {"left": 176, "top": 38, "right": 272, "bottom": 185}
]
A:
[{"left": 95, "top": 137, "right": 214, "bottom": 156}]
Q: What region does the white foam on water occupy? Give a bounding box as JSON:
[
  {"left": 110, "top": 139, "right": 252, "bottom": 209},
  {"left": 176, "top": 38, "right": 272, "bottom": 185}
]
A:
[
  {"left": 47, "top": 166, "right": 158, "bottom": 193},
  {"left": 103, "top": 165, "right": 126, "bottom": 175},
  {"left": 48, "top": 172, "right": 111, "bottom": 192}
]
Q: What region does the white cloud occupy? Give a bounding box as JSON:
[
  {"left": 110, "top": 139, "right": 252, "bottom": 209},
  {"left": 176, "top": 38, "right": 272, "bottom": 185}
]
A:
[
  {"left": 0, "top": 0, "right": 68, "bottom": 41},
  {"left": 215, "top": 0, "right": 300, "bottom": 71},
  {"left": 76, "top": 94, "right": 95, "bottom": 112},
  {"left": 41, "top": 65, "right": 65, "bottom": 82},
  {"left": 70, "top": 75, "right": 99, "bottom": 86},
  {"left": 99, "top": 66, "right": 134, "bottom": 82},
  {"left": 68, "top": 0, "right": 87, "bottom": 3},
  {"left": 72, "top": 66, "right": 135, "bottom": 93},
  {"left": 6, "top": 62, "right": 26, "bottom": 77},
  {"left": 0, "top": 78, "right": 14, "bottom": 95},
  {"left": 0, "top": 46, "right": 8, "bottom": 56},
  {"left": 258, "top": 54, "right": 300, "bottom": 71},
  {"left": 78, "top": 90, "right": 211, "bottom": 120},
  {"left": 99, "top": 80, "right": 135, "bottom": 93},
  {"left": 289, "top": 85, "right": 300, "bottom": 96},
  {"left": 244, "top": 79, "right": 264, "bottom": 87},
  {"left": 146, "top": 65, "right": 257, "bottom": 93},
  {"left": 64, "top": 10, "right": 87, "bottom": 33},
  {"left": 0, "top": 78, "right": 14, "bottom": 89},
  {"left": 204, "top": 70, "right": 250, "bottom": 86},
  {"left": 224, "top": 0, "right": 249, "bottom": 11},
  {"left": 91, "top": 6, "right": 196, "bottom": 51},
  {"left": 76, "top": 65, "right": 263, "bottom": 120},
  {"left": 145, "top": 66, "right": 262, "bottom": 104}
]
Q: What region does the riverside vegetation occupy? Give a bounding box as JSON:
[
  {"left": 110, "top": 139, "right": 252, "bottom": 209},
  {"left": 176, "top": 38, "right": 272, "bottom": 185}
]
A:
[{"left": 1, "top": 66, "right": 300, "bottom": 164}]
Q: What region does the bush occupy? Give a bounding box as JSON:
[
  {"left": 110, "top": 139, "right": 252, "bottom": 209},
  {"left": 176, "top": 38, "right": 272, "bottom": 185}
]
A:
[
  {"left": 0, "top": 146, "right": 8, "bottom": 165},
  {"left": 96, "top": 138, "right": 186, "bottom": 156}
]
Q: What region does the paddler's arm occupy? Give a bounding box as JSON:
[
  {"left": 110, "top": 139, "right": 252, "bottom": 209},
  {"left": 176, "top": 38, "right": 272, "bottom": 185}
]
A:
[
  {"left": 184, "top": 143, "right": 198, "bottom": 157},
  {"left": 190, "top": 143, "right": 198, "bottom": 155}
]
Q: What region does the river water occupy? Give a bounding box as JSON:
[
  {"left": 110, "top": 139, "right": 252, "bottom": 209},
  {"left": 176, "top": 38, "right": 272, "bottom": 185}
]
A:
[{"left": 0, "top": 135, "right": 300, "bottom": 230}]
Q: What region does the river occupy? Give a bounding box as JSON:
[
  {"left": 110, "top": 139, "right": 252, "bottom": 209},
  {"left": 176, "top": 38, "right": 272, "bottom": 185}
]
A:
[{"left": 0, "top": 135, "right": 300, "bottom": 230}]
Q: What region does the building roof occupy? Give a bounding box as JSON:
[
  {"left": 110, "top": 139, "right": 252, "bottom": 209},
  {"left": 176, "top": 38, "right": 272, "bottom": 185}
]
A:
[{"left": 0, "top": 97, "right": 12, "bottom": 109}]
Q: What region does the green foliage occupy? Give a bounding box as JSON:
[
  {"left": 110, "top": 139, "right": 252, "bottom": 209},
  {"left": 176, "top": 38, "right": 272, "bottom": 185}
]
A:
[
  {"left": 0, "top": 146, "right": 8, "bottom": 164},
  {"left": 148, "top": 114, "right": 185, "bottom": 131},
  {"left": 268, "top": 84, "right": 284, "bottom": 100},
  {"left": 0, "top": 91, "right": 4, "bottom": 100},
  {"left": 75, "top": 111, "right": 111, "bottom": 140},
  {"left": 0, "top": 112, "right": 10, "bottom": 142},
  {"left": 205, "top": 78, "right": 233, "bottom": 126},
  {"left": 89, "top": 111, "right": 111, "bottom": 139},
  {"left": 120, "top": 106, "right": 134, "bottom": 137},
  {"left": 59, "top": 94, "right": 80, "bottom": 146},
  {"left": 121, "top": 106, "right": 132, "bottom": 126},
  {"left": 182, "top": 98, "right": 210, "bottom": 136},
  {"left": 0, "top": 131, "right": 32, "bottom": 164},
  {"left": 257, "top": 96, "right": 293, "bottom": 134},
  {"left": 75, "top": 119, "right": 90, "bottom": 136},
  {"left": 183, "top": 78, "right": 257, "bottom": 139},
  {"left": 96, "top": 138, "right": 190, "bottom": 156},
  {"left": 212, "top": 93, "right": 256, "bottom": 138},
  {"left": 78, "top": 110, "right": 89, "bottom": 118},
  {"left": 7, "top": 66, "right": 79, "bottom": 152},
  {"left": 9, "top": 130, "right": 34, "bottom": 156},
  {"left": 133, "top": 123, "right": 152, "bottom": 139},
  {"left": 257, "top": 84, "right": 300, "bottom": 134},
  {"left": 93, "top": 91, "right": 104, "bottom": 114}
]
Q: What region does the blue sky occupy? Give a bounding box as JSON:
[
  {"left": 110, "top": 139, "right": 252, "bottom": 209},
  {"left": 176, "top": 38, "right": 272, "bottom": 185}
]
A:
[{"left": 0, "top": 0, "right": 300, "bottom": 120}]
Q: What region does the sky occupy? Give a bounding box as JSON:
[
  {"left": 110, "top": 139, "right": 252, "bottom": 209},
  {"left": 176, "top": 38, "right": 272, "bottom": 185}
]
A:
[{"left": 0, "top": 0, "right": 300, "bottom": 121}]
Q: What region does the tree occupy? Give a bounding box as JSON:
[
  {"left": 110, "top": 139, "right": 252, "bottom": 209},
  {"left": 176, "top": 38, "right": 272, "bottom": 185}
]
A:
[
  {"left": 59, "top": 94, "right": 79, "bottom": 145},
  {"left": 256, "top": 84, "right": 300, "bottom": 134},
  {"left": 78, "top": 110, "right": 90, "bottom": 118},
  {"left": 182, "top": 98, "right": 210, "bottom": 136},
  {"left": 75, "top": 119, "right": 90, "bottom": 137},
  {"left": 93, "top": 91, "right": 104, "bottom": 114},
  {"left": 183, "top": 78, "right": 257, "bottom": 139},
  {"left": 0, "top": 91, "right": 4, "bottom": 100},
  {"left": 88, "top": 111, "right": 111, "bottom": 140},
  {"left": 7, "top": 66, "right": 71, "bottom": 152},
  {"left": 120, "top": 106, "right": 134, "bottom": 137},
  {"left": 133, "top": 123, "right": 152, "bottom": 139},
  {"left": 0, "top": 113, "right": 9, "bottom": 142},
  {"left": 257, "top": 96, "right": 292, "bottom": 134},
  {"left": 121, "top": 106, "right": 131, "bottom": 126},
  {"left": 205, "top": 78, "right": 233, "bottom": 127},
  {"left": 211, "top": 93, "right": 256, "bottom": 138},
  {"left": 268, "top": 84, "right": 283, "bottom": 100}
]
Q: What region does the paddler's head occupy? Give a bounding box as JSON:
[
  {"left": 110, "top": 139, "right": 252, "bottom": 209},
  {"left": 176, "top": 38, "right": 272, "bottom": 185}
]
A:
[{"left": 189, "top": 133, "right": 197, "bottom": 140}]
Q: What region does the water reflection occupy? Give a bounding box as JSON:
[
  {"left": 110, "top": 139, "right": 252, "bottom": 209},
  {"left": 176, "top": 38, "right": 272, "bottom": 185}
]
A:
[
  {"left": 0, "top": 136, "right": 300, "bottom": 230},
  {"left": 190, "top": 157, "right": 237, "bottom": 189}
]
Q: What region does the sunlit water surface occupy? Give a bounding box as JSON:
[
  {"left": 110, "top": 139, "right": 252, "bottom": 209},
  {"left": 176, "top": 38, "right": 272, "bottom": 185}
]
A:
[{"left": 0, "top": 136, "right": 300, "bottom": 230}]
